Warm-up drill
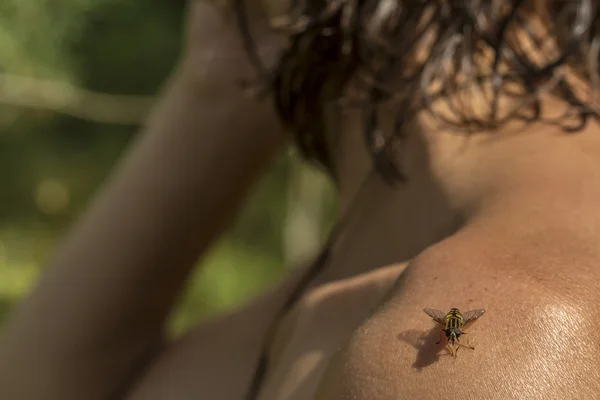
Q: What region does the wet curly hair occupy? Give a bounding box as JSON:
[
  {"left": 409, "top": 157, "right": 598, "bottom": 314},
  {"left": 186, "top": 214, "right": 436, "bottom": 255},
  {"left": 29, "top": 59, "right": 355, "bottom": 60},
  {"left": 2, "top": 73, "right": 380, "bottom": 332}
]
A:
[{"left": 240, "top": 0, "right": 600, "bottom": 182}]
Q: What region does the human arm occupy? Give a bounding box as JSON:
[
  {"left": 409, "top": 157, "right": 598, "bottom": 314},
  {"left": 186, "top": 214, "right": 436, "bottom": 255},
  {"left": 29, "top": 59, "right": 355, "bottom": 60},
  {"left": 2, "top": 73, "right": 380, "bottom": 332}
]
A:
[{"left": 0, "top": 1, "right": 285, "bottom": 399}]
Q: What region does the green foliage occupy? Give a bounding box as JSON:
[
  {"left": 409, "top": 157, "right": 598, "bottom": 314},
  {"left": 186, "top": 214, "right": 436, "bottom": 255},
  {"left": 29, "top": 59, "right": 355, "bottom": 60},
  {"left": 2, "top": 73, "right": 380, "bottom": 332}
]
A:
[
  {"left": 0, "top": 0, "right": 105, "bottom": 77},
  {"left": 169, "top": 239, "right": 284, "bottom": 336}
]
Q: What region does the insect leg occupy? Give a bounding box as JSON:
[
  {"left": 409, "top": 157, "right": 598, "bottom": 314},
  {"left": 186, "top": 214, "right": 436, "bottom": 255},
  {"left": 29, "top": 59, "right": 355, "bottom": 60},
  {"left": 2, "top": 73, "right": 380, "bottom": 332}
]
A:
[
  {"left": 446, "top": 343, "right": 455, "bottom": 357},
  {"left": 457, "top": 337, "right": 475, "bottom": 350},
  {"left": 435, "top": 329, "right": 444, "bottom": 345}
]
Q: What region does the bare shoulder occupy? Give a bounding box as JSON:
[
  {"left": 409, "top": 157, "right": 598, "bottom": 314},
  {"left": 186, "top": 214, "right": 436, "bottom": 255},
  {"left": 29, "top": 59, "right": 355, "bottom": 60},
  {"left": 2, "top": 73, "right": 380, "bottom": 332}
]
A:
[
  {"left": 316, "top": 235, "right": 600, "bottom": 400},
  {"left": 258, "top": 263, "right": 410, "bottom": 400}
]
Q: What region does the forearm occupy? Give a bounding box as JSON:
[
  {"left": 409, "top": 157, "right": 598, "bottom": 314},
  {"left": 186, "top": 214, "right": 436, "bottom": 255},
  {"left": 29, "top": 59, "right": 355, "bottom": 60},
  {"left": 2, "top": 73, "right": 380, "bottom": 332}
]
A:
[{"left": 0, "top": 68, "right": 284, "bottom": 399}]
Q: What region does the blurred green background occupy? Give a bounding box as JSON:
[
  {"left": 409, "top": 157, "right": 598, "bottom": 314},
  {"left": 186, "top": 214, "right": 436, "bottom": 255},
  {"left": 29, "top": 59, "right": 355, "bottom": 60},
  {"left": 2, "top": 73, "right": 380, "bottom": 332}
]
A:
[{"left": 0, "top": 0, "right": 337, "bottom": 335}]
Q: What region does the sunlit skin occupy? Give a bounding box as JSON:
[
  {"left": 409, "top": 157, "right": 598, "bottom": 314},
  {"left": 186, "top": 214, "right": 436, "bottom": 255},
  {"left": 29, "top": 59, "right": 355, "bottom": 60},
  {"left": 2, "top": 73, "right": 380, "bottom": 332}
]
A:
[{"left": 1, "top": 1, "right": 600, "bottom": 400}]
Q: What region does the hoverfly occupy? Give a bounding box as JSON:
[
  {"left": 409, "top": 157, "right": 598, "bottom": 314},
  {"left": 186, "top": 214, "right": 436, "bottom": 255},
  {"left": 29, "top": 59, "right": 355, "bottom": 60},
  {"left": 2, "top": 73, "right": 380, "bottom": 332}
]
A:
[{"left": 423, "top": 307, "right": 486, "bottom": 357}]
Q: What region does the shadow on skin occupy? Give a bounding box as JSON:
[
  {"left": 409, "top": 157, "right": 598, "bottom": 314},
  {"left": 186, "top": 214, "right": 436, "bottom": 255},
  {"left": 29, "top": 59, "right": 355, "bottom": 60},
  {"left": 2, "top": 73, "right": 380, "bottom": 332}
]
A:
[{"left": 397, "top": 326, "right": 449, "bottom": 370}]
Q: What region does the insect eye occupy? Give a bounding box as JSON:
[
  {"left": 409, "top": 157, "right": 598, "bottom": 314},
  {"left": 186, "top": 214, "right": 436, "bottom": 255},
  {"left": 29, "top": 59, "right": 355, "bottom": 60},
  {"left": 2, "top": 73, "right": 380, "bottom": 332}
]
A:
[{"left": 455, "top": 329, "right": 462, "bottom": 337}]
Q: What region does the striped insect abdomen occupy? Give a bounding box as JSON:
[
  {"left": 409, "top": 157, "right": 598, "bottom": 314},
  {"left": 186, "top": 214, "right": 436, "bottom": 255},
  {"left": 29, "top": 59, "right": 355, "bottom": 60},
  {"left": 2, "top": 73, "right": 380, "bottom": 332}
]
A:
[{"left": 445, "top": 308, "right": 464, "bottom": 330}]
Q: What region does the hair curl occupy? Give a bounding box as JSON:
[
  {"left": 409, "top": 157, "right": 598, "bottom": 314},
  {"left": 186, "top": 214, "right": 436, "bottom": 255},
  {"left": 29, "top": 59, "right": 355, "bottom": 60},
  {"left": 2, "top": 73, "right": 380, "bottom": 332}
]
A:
[{"left": 241, "top": 0, "right": 600, "bottom": 182}]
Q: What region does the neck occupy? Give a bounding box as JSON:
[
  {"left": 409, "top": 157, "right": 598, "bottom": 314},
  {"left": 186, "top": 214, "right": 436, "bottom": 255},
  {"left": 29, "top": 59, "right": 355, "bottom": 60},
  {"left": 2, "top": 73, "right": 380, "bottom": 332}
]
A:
[{"left": 321, "top": 95, "right": 600, "bottom": 282}]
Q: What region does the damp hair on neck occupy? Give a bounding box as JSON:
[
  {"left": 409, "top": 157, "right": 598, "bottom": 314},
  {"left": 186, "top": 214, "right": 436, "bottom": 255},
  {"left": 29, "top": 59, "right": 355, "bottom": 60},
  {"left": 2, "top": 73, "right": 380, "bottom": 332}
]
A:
[{"left": 240, "top": 0, "right": 600, "bottom": 182}]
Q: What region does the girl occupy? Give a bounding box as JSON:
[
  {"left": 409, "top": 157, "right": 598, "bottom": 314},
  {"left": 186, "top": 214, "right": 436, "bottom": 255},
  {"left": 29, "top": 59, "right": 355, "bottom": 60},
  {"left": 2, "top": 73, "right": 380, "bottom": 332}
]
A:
[{"left": 1, "top": 1, "right": 599, "bottom": 399}]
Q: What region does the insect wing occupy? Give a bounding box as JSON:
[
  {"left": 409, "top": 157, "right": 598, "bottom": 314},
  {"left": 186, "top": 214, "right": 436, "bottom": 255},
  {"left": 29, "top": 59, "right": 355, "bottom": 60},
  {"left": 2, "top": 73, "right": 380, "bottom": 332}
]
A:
[
  {"left": 423, "top": 308, "right": 447, "bottom": 324},
  {"left": 461, "top": 309, "right": 486, "bottom": 326}
]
